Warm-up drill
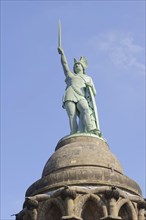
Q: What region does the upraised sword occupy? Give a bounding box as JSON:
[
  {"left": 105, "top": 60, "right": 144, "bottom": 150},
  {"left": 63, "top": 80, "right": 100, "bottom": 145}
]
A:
[{"left": 58, "top": 20, "right": 61, "bottom": 48}]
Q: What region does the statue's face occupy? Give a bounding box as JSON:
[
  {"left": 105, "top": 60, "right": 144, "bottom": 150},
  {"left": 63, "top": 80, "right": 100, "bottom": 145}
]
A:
[{"left": 74, "top": 63, "right": 83, "bottom": 74}]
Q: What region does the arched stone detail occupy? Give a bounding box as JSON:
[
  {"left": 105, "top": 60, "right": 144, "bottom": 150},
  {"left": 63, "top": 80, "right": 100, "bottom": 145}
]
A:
[
  {"left": 75, "top": 194, "right": 107, "bottom": 218},
  {"left": 117, "top": 199, "right": 137, "bottom": 220},
  {"left": 38, "top": 197, "right": 66, "bottom": 219},
  {"left": 116, "top": 198, "right": 129, "bottom": 211}
]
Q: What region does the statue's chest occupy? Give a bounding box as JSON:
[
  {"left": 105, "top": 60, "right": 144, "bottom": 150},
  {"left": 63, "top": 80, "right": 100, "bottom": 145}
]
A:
[{"left": 72, "top": 75, "right": 85, "bottom": 85}]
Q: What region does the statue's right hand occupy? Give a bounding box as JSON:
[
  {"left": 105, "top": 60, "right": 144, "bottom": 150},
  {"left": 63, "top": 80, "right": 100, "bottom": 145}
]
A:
[{"left": 58, "top": 47, "right": 64, "bottom": 55}]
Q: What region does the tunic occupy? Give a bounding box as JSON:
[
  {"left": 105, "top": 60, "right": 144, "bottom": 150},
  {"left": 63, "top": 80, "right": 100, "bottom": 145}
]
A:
[{"left": 62, "top": 72, "right": 93, "bottom": 107}]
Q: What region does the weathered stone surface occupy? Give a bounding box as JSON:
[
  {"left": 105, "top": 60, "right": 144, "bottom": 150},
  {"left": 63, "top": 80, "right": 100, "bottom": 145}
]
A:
[
  {"left": 42, "top": 135, "right": 123, "bottom": 176},
  {"left": 26, "top": 136, "right": 142, "bottom": 197},
  {"left": 22, "top": 135, "right": 145, "bottom": 220},
  {"left": 100, "top": 217, "right": 122, "bottom": 220},
  {"left": 62, "top": 216, "right": 82, "bottom": 220},
  {"left": 22, "top": 185, "right": 145, "bottom": 220}
]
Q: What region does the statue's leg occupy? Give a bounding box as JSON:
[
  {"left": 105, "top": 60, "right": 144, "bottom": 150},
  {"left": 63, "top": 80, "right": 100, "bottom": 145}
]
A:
[
  {"left": 78, "top": 114, "right": 84, "bottom": 132},
  {"left": 77, "top": 99, "right": 93, "bottom": 132},
  {"left": 65, "top": 101, "right": 78, "bottom": 134}
]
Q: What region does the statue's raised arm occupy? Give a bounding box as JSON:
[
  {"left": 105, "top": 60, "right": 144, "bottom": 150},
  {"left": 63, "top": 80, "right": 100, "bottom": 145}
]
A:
[{"left": 58, "top": 47, "right": 70, "bottom": 77}]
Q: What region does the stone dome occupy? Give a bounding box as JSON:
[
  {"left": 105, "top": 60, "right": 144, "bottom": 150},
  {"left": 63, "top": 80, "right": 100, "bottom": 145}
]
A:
[
  {"left": 42, "top": 135, "right": 123, "bottom": 177},
  {"left": 26, "top": 135, "right": 142, "bottom": 197}
]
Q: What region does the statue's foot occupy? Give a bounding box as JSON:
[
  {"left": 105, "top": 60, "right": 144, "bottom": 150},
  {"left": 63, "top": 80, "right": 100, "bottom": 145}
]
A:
[{"left": 89, "top": 129, "right": 102, "bottom": 137}]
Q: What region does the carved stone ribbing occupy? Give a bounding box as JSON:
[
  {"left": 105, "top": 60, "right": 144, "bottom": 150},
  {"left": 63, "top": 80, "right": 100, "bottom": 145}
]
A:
[
  {"left": 104, "top": 187, "right": 120, "bottom": 201},
  {"left": 61, "top": 187, "right": 77, "bottom": 200}
]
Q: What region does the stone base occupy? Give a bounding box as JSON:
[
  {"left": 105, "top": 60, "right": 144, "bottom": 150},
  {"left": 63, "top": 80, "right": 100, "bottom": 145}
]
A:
[
  {"left": 26, "top": 135, "right": 142, "bottom": 197},
  {"left": 100, "top": 216, "right": 122, "bottom": 220},
  {"left": 62, "top": 216, "right": 83, "bottom": 220}
]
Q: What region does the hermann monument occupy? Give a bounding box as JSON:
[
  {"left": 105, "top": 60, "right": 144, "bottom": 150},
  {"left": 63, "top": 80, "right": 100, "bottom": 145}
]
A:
[{"left": 14, "top": 22, "right": 146, "bottom": 220}]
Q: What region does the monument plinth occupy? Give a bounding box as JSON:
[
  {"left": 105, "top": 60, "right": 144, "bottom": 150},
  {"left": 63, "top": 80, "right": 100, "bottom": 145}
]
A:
[
  {"left": 26, "top": 135, "right": 141, "bottom": 197},
  {"left": 20, "top": 135, "right": 145, "bottom": 220}
]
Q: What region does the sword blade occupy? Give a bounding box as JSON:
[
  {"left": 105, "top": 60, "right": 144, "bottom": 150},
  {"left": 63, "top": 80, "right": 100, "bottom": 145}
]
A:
[{"left": 58, "top": 20, "right": 61, "bottom": 48}]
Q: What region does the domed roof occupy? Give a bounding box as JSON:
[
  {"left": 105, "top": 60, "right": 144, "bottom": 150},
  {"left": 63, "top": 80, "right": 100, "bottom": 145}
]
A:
[
  {"left": 42, "top": 135, "right": 123, "bottom": 177},
  {"left": 26, "top": 135, "right": 142, "bottom": 197}
]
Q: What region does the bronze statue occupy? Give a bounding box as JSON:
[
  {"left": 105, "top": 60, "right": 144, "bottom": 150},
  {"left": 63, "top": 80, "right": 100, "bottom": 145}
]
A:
[{"left": 58, "top": 21, "right": 101, "bottom": 136}]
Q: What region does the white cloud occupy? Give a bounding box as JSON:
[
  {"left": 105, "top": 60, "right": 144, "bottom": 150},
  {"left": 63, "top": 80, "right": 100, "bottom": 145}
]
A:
[{"left": 88, "top": 31, "right": 145, "bottom": 74}]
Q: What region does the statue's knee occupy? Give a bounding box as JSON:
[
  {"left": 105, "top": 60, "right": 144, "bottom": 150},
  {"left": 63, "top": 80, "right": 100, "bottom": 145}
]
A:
[
  {"left": 68, "top": 111, "right": 76, "bottom": 118},
  {"left": 83, "top": 108, "right": 89, "bottom": 115}
]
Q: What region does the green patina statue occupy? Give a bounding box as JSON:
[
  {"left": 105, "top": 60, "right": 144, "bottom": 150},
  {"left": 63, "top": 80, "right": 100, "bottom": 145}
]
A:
[{"left": 58, "top": 21, "right": 101, "bottom": 137}]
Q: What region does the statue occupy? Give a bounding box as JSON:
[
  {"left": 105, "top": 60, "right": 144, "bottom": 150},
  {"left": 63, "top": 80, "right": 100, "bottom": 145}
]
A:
[{"left": 58, "top": 21, "right": 101, "bottom": 136}]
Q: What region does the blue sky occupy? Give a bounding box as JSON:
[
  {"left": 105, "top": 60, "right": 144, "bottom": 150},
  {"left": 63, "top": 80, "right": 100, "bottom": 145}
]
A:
[{"left": 1, "top": 1, "right": 145, "bottom": 219}]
